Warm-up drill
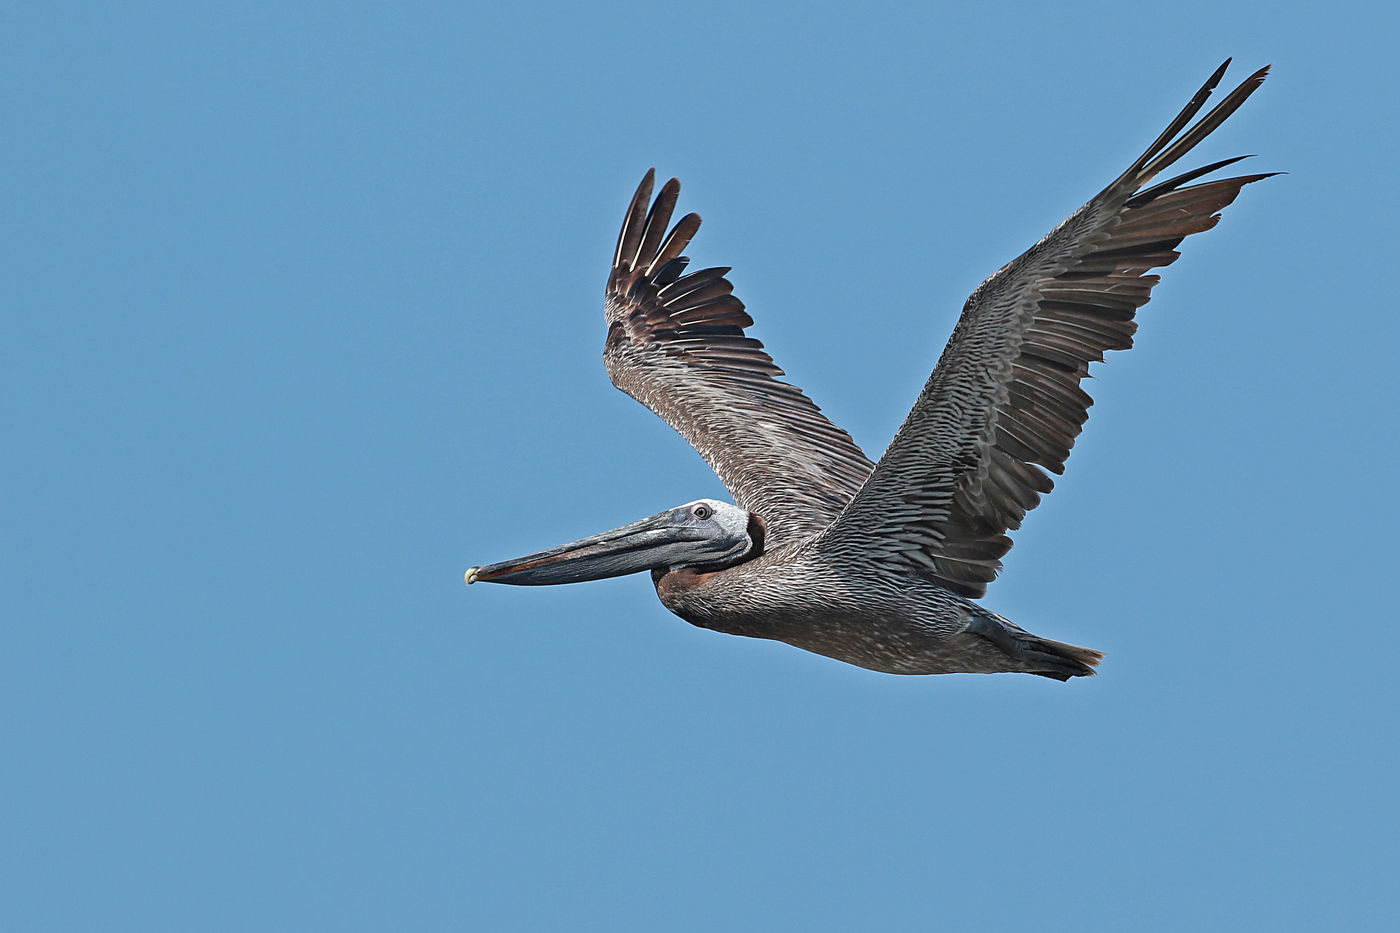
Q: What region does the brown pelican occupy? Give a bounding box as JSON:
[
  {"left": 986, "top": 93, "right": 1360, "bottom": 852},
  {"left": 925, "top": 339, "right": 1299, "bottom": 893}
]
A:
[{"left": 466, "top": 61, "right": 1272, "bottom": 679}]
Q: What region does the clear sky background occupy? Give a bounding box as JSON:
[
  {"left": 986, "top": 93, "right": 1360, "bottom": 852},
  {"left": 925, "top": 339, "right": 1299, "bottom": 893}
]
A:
[{"left": 3, "top": 2, "right": 1396, "bottom": 930}]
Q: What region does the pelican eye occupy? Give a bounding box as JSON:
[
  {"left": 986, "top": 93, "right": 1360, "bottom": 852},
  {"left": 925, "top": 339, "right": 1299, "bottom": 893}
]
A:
[{"left": 693, "top": 505, "right": 712, "bottom": 520}]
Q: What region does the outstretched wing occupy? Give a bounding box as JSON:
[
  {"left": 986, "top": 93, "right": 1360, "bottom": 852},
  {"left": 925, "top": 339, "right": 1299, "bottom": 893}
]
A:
[
  {"left": 817, "top": 60, "right": 1274, "bottom": 597},
  {"left": 604, "top": 171, "right": 875, "bottom": 546}
]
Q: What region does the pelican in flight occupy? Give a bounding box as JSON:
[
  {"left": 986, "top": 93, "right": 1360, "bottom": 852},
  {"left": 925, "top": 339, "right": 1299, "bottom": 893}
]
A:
[{"left": 466, "top": 61, "right": 1272, "bottom": 679}]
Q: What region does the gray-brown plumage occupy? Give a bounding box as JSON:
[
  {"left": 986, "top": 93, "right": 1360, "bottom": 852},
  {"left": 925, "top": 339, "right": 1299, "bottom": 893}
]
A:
[{"left": 467, "top": 61, "right": 1273, "bottom": 679}]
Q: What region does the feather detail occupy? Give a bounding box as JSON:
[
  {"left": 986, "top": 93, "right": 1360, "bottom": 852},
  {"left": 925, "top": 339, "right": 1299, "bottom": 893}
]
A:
[
  {"left": 604, "top": 173, "right": 875, "bottom": 545},
  {"left": 816, "top": 61, "right": 1272, "bottom": 596}
]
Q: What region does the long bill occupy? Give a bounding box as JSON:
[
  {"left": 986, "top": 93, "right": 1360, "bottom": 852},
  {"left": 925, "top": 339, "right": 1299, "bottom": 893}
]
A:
[{"left": 465, "top": 510, "right": 709, "bottom": 586}]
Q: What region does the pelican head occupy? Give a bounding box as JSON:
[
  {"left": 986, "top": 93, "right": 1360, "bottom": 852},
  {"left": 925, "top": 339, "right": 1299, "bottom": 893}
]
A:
[{"left": 466, "top": 499, "right": 756, "bottom": 586}]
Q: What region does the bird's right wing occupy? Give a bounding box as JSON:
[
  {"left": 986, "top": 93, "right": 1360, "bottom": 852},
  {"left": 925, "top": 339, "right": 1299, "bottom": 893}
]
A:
[
  {"left": 816, "top": 61, "right": 1273, "bottom": 597},
  {"left": 605, "top": 171, "right": 876, "bottom": 547}
]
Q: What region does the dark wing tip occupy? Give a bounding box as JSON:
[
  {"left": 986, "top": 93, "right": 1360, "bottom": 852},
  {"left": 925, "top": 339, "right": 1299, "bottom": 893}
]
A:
[
  {"left": 645, "top": 212, "right": 701, "bottom": 279},
  {"left": 613, "top": 170, "right": 657, "bottom": 272},
  {"left": 610, "top": 170, "right": 703, "bottom": 299},
  {"left": 1125, "top": 60, "right": 1271, "bottom": 188}
]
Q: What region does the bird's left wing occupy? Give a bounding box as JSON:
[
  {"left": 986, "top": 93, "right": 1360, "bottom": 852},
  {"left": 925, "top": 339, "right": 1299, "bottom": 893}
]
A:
[
  {"left": 605, "top": 171, "right": 875, "bottom": 546},
  {"left": 816, "top": 61, "right": 1274, "bottom": 597}
]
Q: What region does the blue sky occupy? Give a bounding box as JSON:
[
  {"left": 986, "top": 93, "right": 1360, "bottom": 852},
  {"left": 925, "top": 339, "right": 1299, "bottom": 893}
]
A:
[{"left": 3, "top": 1, "right": 1396, "bottom": 930}]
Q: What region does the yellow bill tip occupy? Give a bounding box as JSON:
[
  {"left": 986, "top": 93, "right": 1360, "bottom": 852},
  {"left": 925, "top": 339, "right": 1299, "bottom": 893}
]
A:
[{"left": 465, "top": 567, "right": 480, "bottom": 585}]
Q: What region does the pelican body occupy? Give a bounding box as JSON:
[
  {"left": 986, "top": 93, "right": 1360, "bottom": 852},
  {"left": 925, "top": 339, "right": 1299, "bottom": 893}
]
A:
[{"left": 468, "top": 62, "right": 1272, "bottom": 679}]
